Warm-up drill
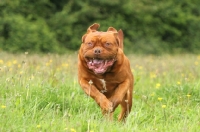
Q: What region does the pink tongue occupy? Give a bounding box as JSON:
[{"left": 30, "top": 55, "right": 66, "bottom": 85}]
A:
[{"left": 93, "top": 59, "right": 104, "bottom": 67}]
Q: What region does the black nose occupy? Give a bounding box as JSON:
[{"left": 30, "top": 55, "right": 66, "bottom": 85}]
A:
[{"left": 94, "top": 48, "right": 101, "bottom": 54}]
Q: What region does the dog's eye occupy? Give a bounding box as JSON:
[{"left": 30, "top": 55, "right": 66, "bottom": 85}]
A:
[
  {"left": 105, "top": 42, "right": 111, "bottom": 47},
  {"left": 87, "top": 42, "right": 93, "bottom": 47}
]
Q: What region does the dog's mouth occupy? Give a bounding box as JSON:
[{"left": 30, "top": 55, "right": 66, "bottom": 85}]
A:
[{"left": 86, "top": 58, "right": 115, "bottom": 74}]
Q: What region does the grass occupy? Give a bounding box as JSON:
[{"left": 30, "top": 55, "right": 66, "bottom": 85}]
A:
[{"left": 0, "top": 52, "right": 200, "bottom": 132}]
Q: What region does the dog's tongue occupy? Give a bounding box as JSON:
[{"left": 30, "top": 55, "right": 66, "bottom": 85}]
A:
[
  {"left": 87, "top": 58, "right": 115, "bottom": 74},
  {"left": 93, "top": 59, "right": 104, "bottom": 68}
]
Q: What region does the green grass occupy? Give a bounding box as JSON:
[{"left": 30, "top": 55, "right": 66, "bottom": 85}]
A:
[{"left": 0, "top": 52, "right": 200, "bottom": 132}]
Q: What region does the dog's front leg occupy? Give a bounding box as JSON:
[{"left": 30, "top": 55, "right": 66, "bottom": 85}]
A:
[
  {"left": 109, "top": 79, "right": 131, "bottom": 110},
  {"left": 79, "top": 78, "right": 113, "bottom": 113}
]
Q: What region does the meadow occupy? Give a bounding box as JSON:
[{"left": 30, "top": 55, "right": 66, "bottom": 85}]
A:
[{"left": 0, "top": 52, "right": 199, "bottom": 132}]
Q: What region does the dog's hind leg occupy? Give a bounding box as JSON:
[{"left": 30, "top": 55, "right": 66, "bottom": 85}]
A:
[{"left": 118, "top": 91, "right": 132, "bottom": 121}]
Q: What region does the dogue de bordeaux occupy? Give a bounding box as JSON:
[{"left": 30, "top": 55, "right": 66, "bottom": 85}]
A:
[{"left": 78, "top": 23, "right": 134, "bottom": 121}]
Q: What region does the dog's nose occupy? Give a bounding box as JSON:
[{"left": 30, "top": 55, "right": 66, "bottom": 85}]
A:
[{"left": 94, "top": 48, "right": 101, "bottom": 54}]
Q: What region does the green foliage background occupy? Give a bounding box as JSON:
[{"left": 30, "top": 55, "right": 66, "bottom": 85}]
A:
[{"left": 0, "top": 0, "right": 200, "bottom": 54}]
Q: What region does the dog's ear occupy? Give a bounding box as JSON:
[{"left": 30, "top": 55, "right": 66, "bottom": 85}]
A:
[
  {"left": 107, "top": 27, "right": 123, "bottom": 49},
  {"left": 107, "top": 27, "right": 118, "bottom": 32},
  {"left": 87, "top": 23, "right": 100, "bottom": 33},
  {"left": 118, "top": 29, "right": 124, "bottom": 50},
  {"left": 82, "top": 34, "right": 87, "bottom": 43},
  {"left": 82, "top": 23, "right": 100, "bottom": 43}
]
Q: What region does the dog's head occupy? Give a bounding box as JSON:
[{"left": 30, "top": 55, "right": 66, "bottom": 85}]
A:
[{"left": 80, "top": 23, "right": 124, "bottom": 74}]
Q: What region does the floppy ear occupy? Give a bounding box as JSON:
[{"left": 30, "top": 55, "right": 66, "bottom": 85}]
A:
[
  {"left": 118, "top": 29, "right": 124, "bottom": 50},
  {"left": 82, "top": 23, "right": 100, "bottom": 43},
  {"left": 87, "top": 23, "right": 100, "bottom": 33}
]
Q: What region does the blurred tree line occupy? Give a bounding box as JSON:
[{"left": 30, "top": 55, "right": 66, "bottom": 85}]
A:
[{"left": 0, "top": 0, "right": 200, "bottom": 54}]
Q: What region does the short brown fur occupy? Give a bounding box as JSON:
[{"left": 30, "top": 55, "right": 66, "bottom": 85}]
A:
[{"left": 78, "top": 23, "right": 134, "bottom": 121}]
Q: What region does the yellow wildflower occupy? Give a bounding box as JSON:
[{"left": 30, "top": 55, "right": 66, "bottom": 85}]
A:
[
  {"left": 158, "top": 97, "right": 163, "bottom": 101},
  {"left": 139, "top": 66, "right": 143, "bottom": 70},
  {"left": 162, "top": 105, "right": 166, "bottom": 108},
  {"left": 0, "top": 60, "right": 4, "bottom": 64},
  {"left": 197, "top": 55, "right": 200, "bottom": 60},
  {"left": 181, "top": 73, "right": 184, "bottom": 77},
  {"left": 18, "top": 64, "right": 21, "bottom": 68},
  {"left": 186, "top": 94, "right": 191, "bottom": 98},
  {"left": 70, "top": 128, "right": 76, "bottom": 132},
  {"left": 13, "top": 60, "right": 17, "bottom": 64},
  {"left": 62, "top": 63, "right": 68, "bottom": 67},
  {"left": 7, "top": 61, "right": 12, "bottom": 67},
  {"left": 177, "top": 81, "right": 181, "bottom": 85},
  {"left": 156, "top": 83, "right": 161, "bottom": 89},
  {"left": 1, "top": 105, "right": 6, "bottom": 109},
  {"left": 150, "top": 72, "right": 157, "bottom": 79},
  {"left": 36, "top": 125, "right": 41, "bottom": 128},
  {"left": 46, "top": 62, "right": 50, "bottom": 66}
]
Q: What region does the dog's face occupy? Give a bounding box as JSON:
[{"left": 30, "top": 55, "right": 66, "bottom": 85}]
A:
[{"left": 80, "top": 24, "right": 120, "bottom": 74}]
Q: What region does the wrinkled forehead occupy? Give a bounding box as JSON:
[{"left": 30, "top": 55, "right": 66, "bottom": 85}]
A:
[{"left": 85, "top": 31, "right": 115, "bottom": 42}]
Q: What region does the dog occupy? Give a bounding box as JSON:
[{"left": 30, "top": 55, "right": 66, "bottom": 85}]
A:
[{"left": 78, "top": 23, "right": 134, "bottom": 121}]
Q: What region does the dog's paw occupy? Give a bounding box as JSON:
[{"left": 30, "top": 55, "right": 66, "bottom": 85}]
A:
[
  {"left": 100, "top": 98, "right": 113, "bottom": 113},
  {"left": 109, "top": 96, "right": 122, "bottom": 109}
]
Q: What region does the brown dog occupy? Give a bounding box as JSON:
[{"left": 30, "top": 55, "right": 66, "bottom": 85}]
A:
[{"left": 78, "top": 23, "right": 134, "bottom": 121}]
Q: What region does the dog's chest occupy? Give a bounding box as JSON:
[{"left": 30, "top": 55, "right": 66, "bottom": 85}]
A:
[{"left": 90, "top": 78, "right": 118, "bottom": 94}]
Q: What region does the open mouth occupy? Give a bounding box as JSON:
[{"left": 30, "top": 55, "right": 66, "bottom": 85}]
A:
[{"left": 86, "top": 58, "right": 115, "bottom": 74}]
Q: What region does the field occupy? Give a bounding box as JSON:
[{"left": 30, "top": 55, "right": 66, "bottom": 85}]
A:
[{"left": 0, "top": 52, "right": 200, "bottom": 132}]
